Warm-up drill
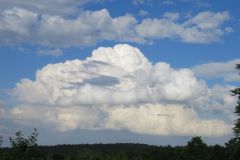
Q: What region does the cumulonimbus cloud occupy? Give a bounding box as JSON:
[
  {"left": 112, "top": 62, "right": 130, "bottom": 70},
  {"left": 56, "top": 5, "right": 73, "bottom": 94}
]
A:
[{"left": 7, "top": 44, "right": 235, "bottom": 136}]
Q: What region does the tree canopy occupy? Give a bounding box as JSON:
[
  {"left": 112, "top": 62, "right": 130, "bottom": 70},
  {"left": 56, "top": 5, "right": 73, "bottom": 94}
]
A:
[
  {"left": 232, "top": 64, "right": 240, "bottom": 139},
  {"left": 7, "top": 128, "right": 41, "bottom": 160}
]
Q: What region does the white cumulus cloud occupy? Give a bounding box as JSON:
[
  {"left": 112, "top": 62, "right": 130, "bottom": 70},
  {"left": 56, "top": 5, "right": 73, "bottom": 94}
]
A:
[
  {"left": 6, "top": 44, "right": 235, "bottom": 136},
  {"left": 0, "top": 7, "right": 232, "bottom": 47},
  {"left": 136, "top": 11, "right": 232, "bottom": 43},
  {"left": 0, "top": 8, "right": 141, "bottom": 47},
  {"left": 0, "top": 0, "right": 108, "bottom": 16}
]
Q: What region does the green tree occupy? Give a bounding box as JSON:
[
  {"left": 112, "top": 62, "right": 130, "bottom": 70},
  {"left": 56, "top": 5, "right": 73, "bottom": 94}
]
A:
[
  {"left": 226, "top": 64, "right": 240, "bottom": 160},
  {"left": 225, "top": 138, "right": 240, "bottom": 160},
  {"left": 232, "top": 64, "right": 240, "bottom": 139},
  {"left": 184, "top": 137, "right": 210, "bottom": 160},
  {"left": 9, "top": 128, "right": 41, "bottom": 160},
  {"left": 209, "top": 144, "right": 227, "bottom": 160}
]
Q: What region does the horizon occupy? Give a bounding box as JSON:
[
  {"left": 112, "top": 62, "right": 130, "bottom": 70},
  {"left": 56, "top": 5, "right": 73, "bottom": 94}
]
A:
[{"left": 0, "top": 0, "right": 240, "bottom": 147}]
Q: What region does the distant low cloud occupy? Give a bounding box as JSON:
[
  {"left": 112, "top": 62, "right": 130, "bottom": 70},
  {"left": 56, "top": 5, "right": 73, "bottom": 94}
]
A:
[
  {"left": 192, "top": 59, "right": 240, "bottom": 82},
  {"left": 0, "top": 7, "right": 233, "bottom": 48},
  {"left": 6, "top": 44, "right": 235, "bottom": 136}
]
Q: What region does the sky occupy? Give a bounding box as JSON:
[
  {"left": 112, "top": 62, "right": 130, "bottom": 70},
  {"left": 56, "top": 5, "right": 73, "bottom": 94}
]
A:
[{"left": 0, "top": 0, "right": 240, "bottom": 146}]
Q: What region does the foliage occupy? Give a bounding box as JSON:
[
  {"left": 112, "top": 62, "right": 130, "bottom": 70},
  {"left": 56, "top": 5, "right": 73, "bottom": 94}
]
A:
[
  {"left": 7, "top": 128, "right": 42, "bottom": 160},
  {"left": 225, "top": 138, "right": 240, "bottom": 160},
  {"left": 184, "top": 137, "right": 210, "bottom": 160},
  {"left": 1, "top": 135, "right": 240, "bottom": 160},
  {"left": 226, "top": 63, "right": 240, "bottom": 160},
  {"left": 231, "top": 64, "right": 240, "bottom": 138},
  {"left": 209, "top": 144, "right": 227, "bottom": 160}
]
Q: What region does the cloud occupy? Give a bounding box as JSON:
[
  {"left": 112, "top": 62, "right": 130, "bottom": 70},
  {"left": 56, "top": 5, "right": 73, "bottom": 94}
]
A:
[
  {"left": 138, "top": 10, "right": 149, "bottom": 17},
  {"left": 192, "top": 59, "right": 240, "bottom": 82},
  {"left": 0, "top": 0, "right": 108, "bottom": 16},
  {"left": 9, "top": 105, "right": 101, "bottom": 132},
  {"left": 12, "top": 44, "right": 205, "bottom": 106},
  {"left": 104, "top": 104, "right": 231, "bottom": 136},
  {"left": 0, "top": 8, "right": 141, "bottom": 47},
  {"left": 132, "top": 0, "right": 153, "bottom": 5},
  {"left": 0, "top": 8, "right": 232, "bottom": 48},
  {"left": 196, "top": 1, "right": 212, "bottom": 8},
  {"left": 207, "top": 85, "right": 236, "bottom": 117},
  {"left": 136, "top": 11, "right": 232, "bottom": 43},
  {"left": 6, "top": 44, "right": 234, "bottom": 136},
  {"left": 37, "top": 49, "right": 63, "bottom": 56},
  {"left": 0, "top": 100, "right": 5, "bottom": 115},
  {"left": 162, "top": 1, "right": 175, "bottom": 5},
  {"left": 163, "top": 12, "right": 180, "bottom": 21},
  {"left": 0, "top": 100, "right": 6, "bottom": 133},
  {"left": 185, "top": 11, "right": 230, "bottom": 30}
]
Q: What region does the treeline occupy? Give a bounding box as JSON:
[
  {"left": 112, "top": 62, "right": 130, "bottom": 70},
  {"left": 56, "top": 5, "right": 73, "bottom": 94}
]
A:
[
  {"left": 0, "top": 130, "right": 240, "bottom": 160},
  {"left": 35, "top": 138, "right": 240, "bottom": 160}
]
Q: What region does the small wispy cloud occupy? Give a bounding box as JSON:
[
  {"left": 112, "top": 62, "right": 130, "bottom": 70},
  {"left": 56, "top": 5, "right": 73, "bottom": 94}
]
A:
[
  {"left": 37, "top": 49, "right": 63, "bottom": 56},
  {"left": 162, "top": 0, "right": 175, "bottom": 5},
  {"left": 138, "top": 10, "right": 149, "bottom": 17},
  {"left": 132, "top": 0, "right": 153, "bottom": 5}
]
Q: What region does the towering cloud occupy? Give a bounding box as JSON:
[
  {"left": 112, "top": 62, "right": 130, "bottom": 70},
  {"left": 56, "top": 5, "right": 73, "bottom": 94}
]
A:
[{"left": 8, "top": 44, "right": 234, "bottom": 136}]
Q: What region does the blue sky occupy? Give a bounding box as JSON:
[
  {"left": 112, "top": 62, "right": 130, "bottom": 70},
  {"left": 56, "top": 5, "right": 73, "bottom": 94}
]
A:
[{"left": 0, "top": 0, "right": 240, "bottom": 146}]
